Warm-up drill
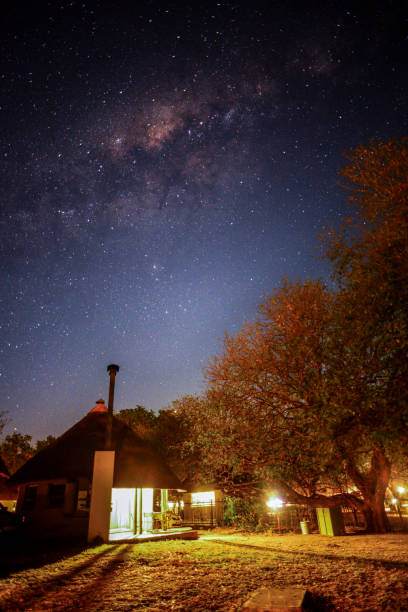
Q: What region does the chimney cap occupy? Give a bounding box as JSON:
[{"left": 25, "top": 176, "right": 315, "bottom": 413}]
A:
[
  {"left": 107, "top": 364, "right": 120, "bottom": 374},
  {"left": 89, "top": 399, "right": 108, "bottom": 413}
]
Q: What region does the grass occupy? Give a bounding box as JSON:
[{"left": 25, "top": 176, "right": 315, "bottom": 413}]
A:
[{"left": 0, "top": 529, "right": 408, "bottom": 610}]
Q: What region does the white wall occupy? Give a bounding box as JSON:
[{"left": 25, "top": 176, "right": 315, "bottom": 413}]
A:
[{"left": 88, "top": 451, "right": 115, "bottom": 542}]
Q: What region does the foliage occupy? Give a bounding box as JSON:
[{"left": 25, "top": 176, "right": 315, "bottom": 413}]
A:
[
  {"left": 0, "top": 432, "right": 34, "bottom": 475},
  {"left": 184, "top": 278, "right": 396, "bottom": 532},
  {"left": 222, "top": 496, "right": 268, "bottom": 530},
  {"left": 0, "top": 430, "right": 57, "bottom": 474},
  {"left": 116, "top": 405, "right": 158, "bottom": 441},
  {"left": 323, "top": 139, "right": 408, "bottom": 451},
  {"left": 322, "top": 138, "right": 408, "bottom": 525},
  {"left": 116, "top": 405, "right": 197, "bottom": 481},
  {"left": 155, "top": 408, "right": 199, "bottom": 481},
  {"left": 0, "top": 412, "right": 7, "bottom": 439},
  {"left": 35, "top": 435, "right": 57, "bottom": 453},
  {"left": 180, "top": 283, "right": 373, "bottom": 500}
]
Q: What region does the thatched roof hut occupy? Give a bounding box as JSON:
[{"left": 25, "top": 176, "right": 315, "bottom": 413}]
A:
[{"left": 10, "top": 402, "right": 182, "bottom": 490}]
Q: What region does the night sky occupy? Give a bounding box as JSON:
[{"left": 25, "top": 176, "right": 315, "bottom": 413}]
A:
[{"left": 1, "top": 1, "right": 407, "bottom": 441}]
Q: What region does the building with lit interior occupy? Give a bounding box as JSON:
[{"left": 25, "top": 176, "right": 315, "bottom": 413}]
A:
[
  {"left": 10, "top": 399, "right": 185, "bottom": 542},
  {"left": 183, "top": 483, "right": 225, "bottom": 527}
]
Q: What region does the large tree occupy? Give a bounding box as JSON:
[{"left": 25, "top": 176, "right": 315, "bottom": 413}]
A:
[
  {"left": 180, "top": 140, "right": 408, "bottom": 533},
  {"left": 323, "top": 139, "right": 408, "bottom": 451},
  {"left": 179, "top": 280, "right": 396, "bottom": 532}
]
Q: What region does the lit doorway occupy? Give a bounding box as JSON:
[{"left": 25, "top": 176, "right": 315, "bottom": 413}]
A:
[
  {"left": 109, "top": 488, "right": 169, "bottom": 539},
  {"left": 110, "top": 488, "right": 136, "bottom": 534}
]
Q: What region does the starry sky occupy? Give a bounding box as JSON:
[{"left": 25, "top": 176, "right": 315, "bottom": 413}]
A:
[{"left": 1, "top": 1, "right": 407, "bottom": 441}]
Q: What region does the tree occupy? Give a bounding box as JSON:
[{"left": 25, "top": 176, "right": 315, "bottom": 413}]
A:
[
  {"left": 116, "top": 405, "right": 195, "bottom": 481},
  {"left": 156, "top": 407, "right": 202, "bottom": 482},
  {"left": 116, "top": 405, "right": 158, "bottom": 441},
  {"left": 0, "top": 432, "right": 34, "bottom": 475},
  {"left": 0, "top": 412, "right": 7, "bottom": 439},
  {"left": 181, "top": 139, "right": 408, "bottom": 533},
  {"left": 182, "top": 275, "right": 406, "bottom": 532},
  {"left": 323, "top": 139, "right": 408, "bottom": 451},
  {"left": 35, "top": 435, "right": 57, "bottom": 453},
  {"left": 322, "top": 139, "right": 408, "bottom": 526}
]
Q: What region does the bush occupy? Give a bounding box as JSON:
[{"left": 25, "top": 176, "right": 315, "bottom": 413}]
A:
[{"left": 222, "top": 496, "right": 270, "bottom": 531}]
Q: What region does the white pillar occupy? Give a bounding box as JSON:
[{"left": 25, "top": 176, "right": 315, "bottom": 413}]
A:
[{"left": 88, "top": 450, "right": 115, "bottom": 543}]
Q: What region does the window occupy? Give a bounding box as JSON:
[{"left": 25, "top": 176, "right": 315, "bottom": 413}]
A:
[
  {"left": 77, "top": 489, "right": 90, "bottom": 511},
  {"left": 191, "top": 491, "right": 215, "bottom": 506},
  {"left": 23, "top": 485, "right": 38, "bottom": 511},
  {"left": 48, "top": 483, "right": 66, "bottom": 508}
]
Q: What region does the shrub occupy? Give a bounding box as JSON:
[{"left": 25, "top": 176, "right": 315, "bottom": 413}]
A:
[{"left": 222, "top": 496, "right": 269, "bottom": 531}]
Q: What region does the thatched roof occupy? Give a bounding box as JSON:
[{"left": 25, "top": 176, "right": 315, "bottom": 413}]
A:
[{"left": 10, "top": 406, "right": 183, "bottom": 490}]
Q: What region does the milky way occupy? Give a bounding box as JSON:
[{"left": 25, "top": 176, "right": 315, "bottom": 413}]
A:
[{"left": 1, "top": 1, "right": 407, "bottom": 440}]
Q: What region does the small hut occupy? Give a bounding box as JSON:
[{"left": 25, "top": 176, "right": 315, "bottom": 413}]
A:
[
  {"left": 10, "top": 366, "right": 184, "bottom": 542},
  {"left": 183, "top": 481, "right": 225, "bottom": 528}
]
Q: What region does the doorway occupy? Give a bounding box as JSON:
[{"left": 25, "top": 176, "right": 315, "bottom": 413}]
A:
[{"left": 110, "top": 488, "right": 136, "bottom": 533}]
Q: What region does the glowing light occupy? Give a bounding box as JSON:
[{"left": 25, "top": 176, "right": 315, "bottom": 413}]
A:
[
  {"left": 397, "top": 486, "right": 405, "bottom": 495},
  {"left": 110, "top": 488, "right": 136, "bottom": 531},
  {"left": 142, "top": 488, "right": 154, "bottom": 512},
  {"left": 391, "top": 498, "right": 397, "bottom": 505},
  {"left": 191, "top": 491, "right": 215, "bottom": 506},
  {"left": 266, "top": 496, "right": 283, "bottom": 510}
]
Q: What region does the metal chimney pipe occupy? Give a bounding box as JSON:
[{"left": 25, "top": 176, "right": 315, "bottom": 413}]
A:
[
  {"left": 106, "top": 364, "right": 119, "bottom": 449},
  {"left": 107, "top": 364, "right": 120, "bottom": 415}
]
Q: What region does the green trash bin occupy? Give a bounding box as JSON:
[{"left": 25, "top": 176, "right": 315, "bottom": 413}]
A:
[{"left": 316, "top": 507, "right": 345, "bottom": 536}]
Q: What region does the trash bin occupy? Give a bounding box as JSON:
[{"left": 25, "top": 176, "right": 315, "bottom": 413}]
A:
[
  {"left": 316, "top": 507, "right": 345, "bottom": 536},
  {"left": 300, "top": 520, "right": 310, "bottom": 534}
]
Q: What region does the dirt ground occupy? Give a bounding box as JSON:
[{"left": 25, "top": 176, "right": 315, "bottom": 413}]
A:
[{"left": 0, "top": 529, "right": 407, "bottom": 611}]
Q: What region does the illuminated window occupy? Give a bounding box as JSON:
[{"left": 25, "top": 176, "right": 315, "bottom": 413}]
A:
[
  {"left": 191, "top": 491, "right": 215, "bottom": 506},
  {"left": 77, "top": 489, "right": 90, "bottom": 511}
]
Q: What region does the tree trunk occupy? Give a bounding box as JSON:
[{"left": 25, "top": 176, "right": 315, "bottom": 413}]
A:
[
  {"left": 349, "top": 445, "right": 391, "bottom": 534},
  {"left": 272, "top": 446, "right": 392, "bottom": 533},
  {"left": 362, "top": 493, "right": 390, "bottom": 533}
]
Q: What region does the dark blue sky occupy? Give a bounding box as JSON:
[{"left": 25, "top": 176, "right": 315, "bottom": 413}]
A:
[{"left": 1, "top": 1, "right": 407, "bottom": 440}]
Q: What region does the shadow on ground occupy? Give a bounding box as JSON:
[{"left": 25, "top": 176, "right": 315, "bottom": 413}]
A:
[
  {"left": 303, "top": 590, "right": 337, "bottom": 612},
  {"left": 0, "top": 529, "right": 90, "bottom": 578},
  {"left": 206, "top": 537, "right": 408, "bottom": 570}
]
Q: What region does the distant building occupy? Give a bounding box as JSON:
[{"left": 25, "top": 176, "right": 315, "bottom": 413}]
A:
[{"left": 183, "top": 481, "right": 225, "bottom": 527}]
